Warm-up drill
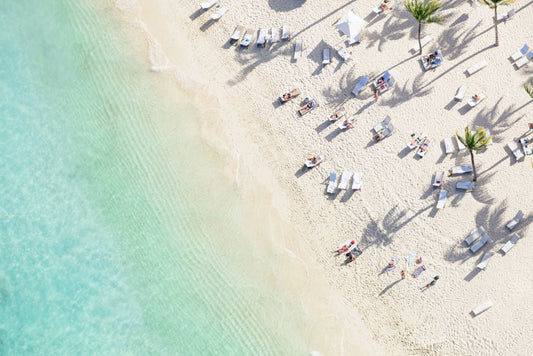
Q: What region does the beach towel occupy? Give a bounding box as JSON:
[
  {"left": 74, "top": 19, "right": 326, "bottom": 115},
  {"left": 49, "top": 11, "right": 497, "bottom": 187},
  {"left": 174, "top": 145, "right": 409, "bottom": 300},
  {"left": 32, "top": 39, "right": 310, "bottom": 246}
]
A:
[
  {"left": 404, "top": 251, "right": 422, "bottom": 265},
  {"left": 412, "top": 265, "right": 426, "bottom": 278},
  {"left": 387, "top": 257, "right": 399, "bottom": 272}
]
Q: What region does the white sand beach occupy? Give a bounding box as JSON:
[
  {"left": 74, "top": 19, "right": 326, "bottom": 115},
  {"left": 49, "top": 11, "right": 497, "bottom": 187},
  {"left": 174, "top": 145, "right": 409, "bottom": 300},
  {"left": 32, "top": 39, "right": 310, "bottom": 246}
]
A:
[{"left": 118, "top": 0, "right": 532, "bottom": 354}]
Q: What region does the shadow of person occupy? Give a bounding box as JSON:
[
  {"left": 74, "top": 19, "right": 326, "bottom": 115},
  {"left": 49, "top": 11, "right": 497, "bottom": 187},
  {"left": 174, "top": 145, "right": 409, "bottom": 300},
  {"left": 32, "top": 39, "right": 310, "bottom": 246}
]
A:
[{"left": 378, "top": 279, "right": 402, "bottom": 297}]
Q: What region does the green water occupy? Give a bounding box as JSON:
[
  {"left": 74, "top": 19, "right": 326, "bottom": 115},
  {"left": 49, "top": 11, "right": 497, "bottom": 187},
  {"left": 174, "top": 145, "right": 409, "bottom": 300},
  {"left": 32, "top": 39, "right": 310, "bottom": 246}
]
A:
[{"left": 0, "top": 1, "right": 320, "bottom": 354}]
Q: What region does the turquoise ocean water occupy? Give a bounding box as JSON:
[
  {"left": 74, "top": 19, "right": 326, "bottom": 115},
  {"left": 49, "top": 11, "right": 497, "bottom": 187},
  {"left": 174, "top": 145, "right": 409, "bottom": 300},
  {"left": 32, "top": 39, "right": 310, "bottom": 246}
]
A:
[{"left": 0, "top": 1, "right": 334, "bottom": 354}]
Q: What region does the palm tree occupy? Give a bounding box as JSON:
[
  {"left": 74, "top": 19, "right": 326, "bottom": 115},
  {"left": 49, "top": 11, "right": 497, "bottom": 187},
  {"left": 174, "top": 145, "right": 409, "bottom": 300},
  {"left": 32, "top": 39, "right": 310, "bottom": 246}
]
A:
[
  {"left": 478, "top": 0, "right": 515, "bottom": 47},
  {"left": 404, "top": 0, "right": 445, "bottom": 55},
  {"left": 456, "top": 126, "right": 493, "bottom": 182},
  {"left": 525, "top": 77, "right": 533, "bottom": 98}
]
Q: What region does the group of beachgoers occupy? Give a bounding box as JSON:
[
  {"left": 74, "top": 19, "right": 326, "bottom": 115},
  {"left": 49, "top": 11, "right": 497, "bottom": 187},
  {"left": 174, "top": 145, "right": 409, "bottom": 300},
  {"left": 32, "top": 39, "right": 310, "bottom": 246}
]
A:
[{"left": 333, "top": 240, "right": 362, "bottom": 264}]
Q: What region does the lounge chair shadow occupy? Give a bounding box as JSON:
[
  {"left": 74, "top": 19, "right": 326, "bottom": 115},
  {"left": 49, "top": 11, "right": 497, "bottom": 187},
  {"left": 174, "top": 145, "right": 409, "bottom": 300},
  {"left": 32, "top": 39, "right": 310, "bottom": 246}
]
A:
[
  {"left": 428, "top": 207, "right": 439, "bottom": 218},
  {"left": 458, "top": 104, "right": 472, "bottom": 116},
  {"left": 315, "top": 120, "right": 335, "bottom": 133},
  {"left": 464, "top": 268, "right": 481, "bottom": 282},
  {"left": 397, "top": 147, "right": 411, "bottom": 159},
  {"left": 340, "top": 189, "right": 355, "bottom": 202},
  {"left": 272, "top": 100, "right": 283, "bottom": 109},
  {"left": 444, "top": 99, "right": 459, "bottom": 111},
  {"left": 378, "top": 279, "right": 402, "bottom": 297},
  {"left": 221, "top": 40, "right": 234, "bottom": 50},
  {"left": 365, "top": 139, "right": 377, "bottom": 149},
  {"left": 420, "top": 185, "right": 434, "bottom": 200},
  {"left": 294, "top": 166, "right": 312, "bottom": 178},
  {"left": 189, "top": 8, "right": 205, "bottom": 21},
  {"left": 200, "top": 19, "right": 216, "bottom": 32},
  {"left": 325, "top": 129, "right": 343, "bottom": 142}
]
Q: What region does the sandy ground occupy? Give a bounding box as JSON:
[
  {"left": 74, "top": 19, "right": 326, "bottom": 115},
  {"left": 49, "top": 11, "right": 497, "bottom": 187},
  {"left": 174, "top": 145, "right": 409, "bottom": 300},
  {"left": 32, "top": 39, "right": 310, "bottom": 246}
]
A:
[{"left": 121, "top": 0, "right": 533, "bottom": 354}]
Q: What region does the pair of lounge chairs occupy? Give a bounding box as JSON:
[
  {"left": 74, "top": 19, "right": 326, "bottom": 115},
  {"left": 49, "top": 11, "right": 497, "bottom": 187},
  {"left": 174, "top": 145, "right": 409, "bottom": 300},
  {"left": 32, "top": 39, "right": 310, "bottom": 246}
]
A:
[
  {"left": 372, "top": 115, "right": 394, "bottom": 141},
  {"left": 372, "top": 71, "right": 395, "bottom": 96},
  {"left": 327, "top": 172, "right": 362, "bottom": 194},
  {"left": 417, "top": 138, "right": 433, "bottom": 158},
  {"left": 421, "top": 49, "right": 444, "bottom": 70},
  {"left": 519, "top": 137, "right": 532, "bottom": 155},
  {"left": 507, "top": 141, "right": 524, "bottom": 161},
  {"left": 432, "top": 172, "right": 473, "bottom": 190},
  {"left": 464, "top": 226, "right": 491, "bottom": 253},
  {"left": 200, "top": 0, "right": 228, "bottom": 19},
  {"left": 511, "top": 44, "right": 533, "bottom": 69},
  {"left": 256, "top": 28, "right": 281, "bottom": 47}
]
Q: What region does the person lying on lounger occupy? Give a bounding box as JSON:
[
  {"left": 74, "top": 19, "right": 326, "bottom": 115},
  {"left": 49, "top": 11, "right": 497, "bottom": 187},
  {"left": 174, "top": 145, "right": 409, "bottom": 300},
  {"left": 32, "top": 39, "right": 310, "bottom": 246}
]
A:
[
  {"left": 472, "top": 94, "right": 481, "bottom": 102},
  {"left": 342, "top": 118, "right": 354, "bottom": 128},
  {"left": 419, "top": 142, "right": 429, "bottom": 152},
  {"left": 344, "top": 247, "right": 362, "bottom": 263},
  {"left": 333, "top": 240, "right": 355, "bottom": 254},
  {"left": 330, "top": 110, "right": 344, "bottom": 120},
  {"left": 308, "top": 156, "right": 318, "bottom": 164},
  {"left": 282, "top": 89, "right": 297, "bottom": 101}
]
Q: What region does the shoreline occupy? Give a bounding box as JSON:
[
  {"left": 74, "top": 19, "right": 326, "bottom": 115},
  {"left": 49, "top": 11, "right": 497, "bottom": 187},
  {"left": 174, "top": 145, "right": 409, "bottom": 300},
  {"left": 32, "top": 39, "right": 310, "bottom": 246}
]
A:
[{"left": 116, "top": 0, "right": 532, "bottom": 354}]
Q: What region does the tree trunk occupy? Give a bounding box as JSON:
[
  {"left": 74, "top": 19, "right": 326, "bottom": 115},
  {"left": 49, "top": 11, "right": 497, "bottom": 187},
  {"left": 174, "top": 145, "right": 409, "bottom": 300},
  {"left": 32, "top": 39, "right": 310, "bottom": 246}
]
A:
[
  {"left": 494, "top": 6, "right": 499, "bottom": 47},
  {"left": 418, "top": 22, "right": 422, "bottom": 55},
  {"left": 470, "top": 150, "right": 477, "bottom": 181}
]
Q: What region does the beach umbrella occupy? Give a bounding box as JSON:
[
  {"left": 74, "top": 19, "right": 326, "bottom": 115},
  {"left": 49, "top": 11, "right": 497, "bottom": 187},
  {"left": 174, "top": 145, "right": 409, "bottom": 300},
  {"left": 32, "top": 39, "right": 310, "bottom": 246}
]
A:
[{"left": 335, "top": 9, "right": 367, "bottom": 43}]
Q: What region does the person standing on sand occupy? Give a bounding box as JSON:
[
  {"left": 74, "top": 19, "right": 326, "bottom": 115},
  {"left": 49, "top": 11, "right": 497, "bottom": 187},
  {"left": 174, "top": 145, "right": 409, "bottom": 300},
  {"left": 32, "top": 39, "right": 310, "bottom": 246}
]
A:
[
  {"left": 401, "top": 269, "right": 406, "bottom": 279},
  {"left": 420, "top": 276, "right": 439, "bottom": 291}
]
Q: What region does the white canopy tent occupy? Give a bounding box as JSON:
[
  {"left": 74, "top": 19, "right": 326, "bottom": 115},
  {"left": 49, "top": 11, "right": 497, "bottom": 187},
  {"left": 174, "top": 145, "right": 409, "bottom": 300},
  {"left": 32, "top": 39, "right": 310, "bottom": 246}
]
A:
[{"left": 335, "top": 9, "right": 367, "bottom": 44}]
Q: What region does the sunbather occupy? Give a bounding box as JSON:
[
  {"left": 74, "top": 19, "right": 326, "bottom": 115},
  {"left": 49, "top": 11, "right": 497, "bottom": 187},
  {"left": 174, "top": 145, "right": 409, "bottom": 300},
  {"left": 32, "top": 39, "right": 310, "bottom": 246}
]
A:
[
  {"left": 344, "top": 246, "right": 362, "bottom": 263},
  {"left": 282, "top": 89, "right": 297, "bottom": 101},
  {"left": 472, "top": 94, "right": 481, "bottom": 101},
  {"left": 420, "top": 276, "right": 439, "bottom": 291},
  {"left": 330, "top": 110, "right": 343, "bottom": 120},
  {"left": 342, "top": 118, "right": 354, "bottom": 129},
  {"left": 308, "top": 156, "right": 318, "bottom": 164},
  {"left": 333, "top": 240, "right": 355, "bottom": 254},
  {"left": 419, "top": 141, "right": 429, "bottom": 152}
]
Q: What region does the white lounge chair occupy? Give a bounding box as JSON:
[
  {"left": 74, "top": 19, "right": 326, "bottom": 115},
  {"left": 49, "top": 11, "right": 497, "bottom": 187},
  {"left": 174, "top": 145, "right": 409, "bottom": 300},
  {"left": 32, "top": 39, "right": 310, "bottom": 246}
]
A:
[
  {"left": 457, "top": 181, "right": 475, "bottom": 190},
  {"left": 436, "top": 190, "right": 447, "bottom": 209},
  {"left": 467, "top": 93, "right": 486, "bottom": 107},
  {"left": 455, "top": 135, "right": 466, "bottom": 151},
  {"left": 240, "top": 29, "right": 254, "bottom": 47},
  {"left": 338, "top": 171, "right": 352, "bottom": 190},
  {"left": 472, "top": 301, "right": 493, "bottom": 316},
  {"left": 515, "top": 52, "right": 533, "bottom": 69},
  {"left": 200, "top": 0, "right": 218, "bottom": 10},
  {"left": 352, "top": 76, "right": 368, "bottom": 96},
  {"left": 337, "top": 47, "right": 351, "bottom": 61},
  {"left": 444, "top": 137, "right": 454, "bottom": 154},
  {"left": 455, "top": 85, "right": 468, "bottom": 101},
  {"left": 477, "top": 252, "right": 493, "bottom": 270},
  {"left": 327, "top": 172, "right": 337, "bottom": 194},
  {"left": 421, "top": 49, "right": 444, "bottom": 70},
  {"left": 408, "top": 133, "right": 427, "bottom": 149},
  {"left": 511, "top": 44, "right": 529, "bottom": 62},
  {"left": 305, "top": 154, "right": 324, "bottom": 168},
  {"left": 352, "top": 173, "right": 362, "bottom": 191},
  {"left": 256, "top": 29, "right": 269, "bottom": 47},
  {"left": 506, "top": 210, "right": 524, "bottom": 230},
  {"left": 497, "top": 8, "right": 515, "bottom": 21},
  {"left": 520, "top": 137, "right": 532, "bottom": 155},
  {"left": 270, "top": 27, "right": 280, "bottom": 43},
  {"left": 501, "top": 233, "right": 520, "bottom": 254},
  {"left": 464, "top": 226, "right": 485, "bottom": 246},
  {"left": 294, "top": 40, "right": 302, "bottom": 60},
  {"left": 338, "top": 116, "right": 356, "bottom": 130},
  {"left": 210, "top": 6, "right": 228, "bottom": 20},
  {"left": 417, "top": 138, "right": 433, "bottom": 158},
  {"left": 451, "top": 165, "right": 472, "bottom": 175},
  {"left": 411, "top": 35, "right": 432, "bottom": 53},
  {"left": 372, "top": 115, "right": 394, "bottom": 141},
  {"left": 507, "top": 141, "right": 524, "bottom": 161},
  {"left": 230, "top": 25, "right": 245, "bottom": 42},
  {"left": 467, "top": 60, "right": 488, "bottom": 76},
  {"left": 433, "top": 171, "right": 444, "bottom": 187},
  {"left": 281, "top": 24, "right": 290, "bottom": 40},
  {"left": 470, "top": 233, "right": 490, "bottom": 253},
  {"left": 322, "top": 48, "right": 331, "bottom": 65},
  {"left": 328, "top": 107, "right": 346, "bottom": 121}
]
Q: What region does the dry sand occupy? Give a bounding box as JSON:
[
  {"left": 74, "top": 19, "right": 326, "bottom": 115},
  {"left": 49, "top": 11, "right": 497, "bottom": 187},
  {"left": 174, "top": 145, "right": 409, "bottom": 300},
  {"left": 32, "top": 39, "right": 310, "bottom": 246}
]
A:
[{"left": 119, "top": 0, "right": 532, "bottom": 354}]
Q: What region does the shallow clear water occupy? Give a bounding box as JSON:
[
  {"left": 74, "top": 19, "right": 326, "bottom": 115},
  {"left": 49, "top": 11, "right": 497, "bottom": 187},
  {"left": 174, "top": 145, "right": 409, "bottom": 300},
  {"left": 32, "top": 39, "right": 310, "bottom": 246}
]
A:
[{"left": 0, "top": 1, "right": 321, "bottom": 354}]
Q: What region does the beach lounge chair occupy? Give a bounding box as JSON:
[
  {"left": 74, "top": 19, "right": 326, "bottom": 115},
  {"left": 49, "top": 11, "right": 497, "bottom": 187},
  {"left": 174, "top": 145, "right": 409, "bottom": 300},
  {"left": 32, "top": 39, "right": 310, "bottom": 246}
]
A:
[
  {"left": 373, "top": 0, "right": 393, "bottom": 13},
  {"left": 352, "top": 173, "right": 362, "bottom": 190},
  {"left": 511, "top": 44, "right": 529, "bottom": 62},
  {"left": 417, "top": 137, "right": 433, "bottom": 158},
  {"left": 501, "top": 233, "right": 520, "bottom": 254},
  {"left": 270, "top": 27, "right": 280, "bottom": 43},
  {"left": 411, "top": 35, "right": 432, "bottom": 53},
  {"left": 467, "top": 60, "right": 488, "bottom": 76},
  {"left": 377, "top": 77, "right": 395, "bottom": 94},
  {"left": 328, "top": 107, "right": 346, "bottom": 121},
  {"left": 327, "top": 172, "right": 338, "bottom": 194},
  {"left": 337, "top": 47, "right": 351, "bottom": 61},
  {"left": 279, "top": 88, "right": 301, "bottom": 103},
  {"left": 477, "top": 252, "right": 493, "bottom": 270},
  {"left": 464, "top": 226, "right": 485, "bottom": 246},
  {"left": 451, "top": 165, "right": 473, "bottom": 175},
  {"left": 240, "top": 29, "right": 254, "bottom": 47},
  {"left": 322, "top": 48, "right": 331, "bottom": 65},
  {"left": 305, "top": 154, "right": 324, "bottom": 168},
  {"left": 210, "top": 6, "right": 228, "bottom": 20},
  {"left": 507, "top": 141, "right": 524, "bottom": 161},
  {"left": 352, "top": 76, "right": 368, "bottom": 96},
  {"left": 281, "top": 24, "right": 290, "bottom": 40},
  {"left": 455, "top": 85, "right": 468, "bottom": 101},
  {"left": 506, "top": 210, "right": 524, "bottom": 231},
  {"left": 514, "top": 52, "right": 533, "bottom": 69},
  {"left": 472, "top": 301, "right": 493, "bottom": 316},
  {"left": 470, "top": 233, "right": 490, "bottom": 253},
  {"left": 338, "top": 116, "right": 356, "bottom": 130},
  {"left": 455, "top": 136, "right": 466, "bottom": 151},
  {"left": 457, "top": 181, "right": 475, "bottom": 190},
  {"left": 200, "top": 0, "right": 218, "bottom": 10},
  {"left": 497, "top": 8, "right": 515, "bottom": 21},
  {"left": 230, "top": 25, "right": 245, "bottom": 42},
  {"left": 436, "top": 190, "right": 447, "bottom": 209},
  {"left": 408, "top": 133, "right": 427, "bottom": 149},
  {"left": 256, "top": 29, "right": 269, "bottom": 47},
  {"left": 298, "top": 98, "right": 318, "bottom": 116},
  {"left": 338, "top": 171, "right": 352, "bottom": 190},
  {"left": 444, "top": 137, "right": 454, "bottom": 154},
  {"left": 294, "top": 40, "right": 303, "bottom": 60},
  {"left": 467, "top": 93, "right": 486, "bottom": 107},
  {"left": 372, "top": 71, "right": 391, "bottom": 88},
  {"left": 433, "top": 171, "right": 444, "bottom": 187},
  {"left": 421, "top": 49, "right": 444, "bottom": 70},
  {"left": 520, "top": 137, "right": 532, "bottom": 155},
  {"left": 372, "top": 115, "right": 394, "bottom": 141}
]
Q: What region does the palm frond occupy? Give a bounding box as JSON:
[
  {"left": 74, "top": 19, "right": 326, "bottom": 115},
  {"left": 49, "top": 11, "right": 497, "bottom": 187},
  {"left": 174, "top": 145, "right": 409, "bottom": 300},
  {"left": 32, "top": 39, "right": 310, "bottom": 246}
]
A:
[
  {"left": 525, "top": 80, "right": 533, "bottom": 99},
  {"left": 405, "top": 0, "right": 445, "bottom": 23},
  {"left": 478, "top": 0, "right": 515, "bottom": 7}
]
